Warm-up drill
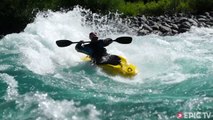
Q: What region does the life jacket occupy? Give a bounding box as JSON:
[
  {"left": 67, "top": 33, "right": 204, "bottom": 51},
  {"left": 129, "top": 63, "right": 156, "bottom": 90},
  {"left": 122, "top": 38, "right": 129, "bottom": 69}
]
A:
[{"left": 89, "top": 41, "right": 108, "bottom": 60}]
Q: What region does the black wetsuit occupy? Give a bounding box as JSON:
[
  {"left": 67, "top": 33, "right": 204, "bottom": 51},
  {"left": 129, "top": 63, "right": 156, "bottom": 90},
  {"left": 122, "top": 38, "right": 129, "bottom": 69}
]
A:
[{"left": 75, "top": 38, "right": 120, "bottom": 65}]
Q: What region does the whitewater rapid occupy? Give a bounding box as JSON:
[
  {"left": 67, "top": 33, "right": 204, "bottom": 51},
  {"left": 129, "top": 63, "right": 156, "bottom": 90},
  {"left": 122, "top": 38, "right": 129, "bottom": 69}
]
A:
[{"left": 0, "top": 7, "right": 213, "bottom": 120}]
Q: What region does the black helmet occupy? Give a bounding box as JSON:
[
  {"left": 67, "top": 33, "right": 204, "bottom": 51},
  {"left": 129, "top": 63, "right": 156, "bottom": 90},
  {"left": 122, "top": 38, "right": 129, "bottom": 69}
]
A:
[{"left": 89, "top": 32, "right": 98, "bottom": 41}]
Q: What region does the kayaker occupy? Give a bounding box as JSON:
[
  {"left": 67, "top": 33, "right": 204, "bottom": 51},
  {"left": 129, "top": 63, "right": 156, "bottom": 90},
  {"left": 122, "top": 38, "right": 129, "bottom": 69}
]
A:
[{"left": 75, "top": 32, "right": 120, "bottom": 65}]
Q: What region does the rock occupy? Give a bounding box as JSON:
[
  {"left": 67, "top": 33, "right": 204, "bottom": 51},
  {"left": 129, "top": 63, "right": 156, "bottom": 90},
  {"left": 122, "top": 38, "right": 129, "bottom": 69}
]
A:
[
  {"left": 198, "top": 18, "right": 207, "bottom": 22},
  {"left": 143, "top": 23, "right": 153, "bottom": 32},
  {"left": 181, "top": 21, "right": 191, "bottom": 28},
  {"left": 205, "top": 12, "right": 211, "bottom": 18},
  {"left": 189, "top": 14, "right": 195, "bottom": 19},
  {"left": 137, "top": 17, "right": 143, "bottom": 25},
  {"left": 179, "top": 17, "right": 188, "bottom": 23},
  {"left": 172, "top": 29, "right": 178, "bottom": 34},
  {"left": 127, "top": 11, "right": 213, "bottom": 36},
  {"left": 148, "top": 20, "right": 156, "bottom": 26},
  {"left": 177, "top": 13, "right": 184, "bottom": 17},
  {"left": 152, "top": 30, "right": 162, "bottom": 35},
  {"left": 151, "top": 23, "right": 160, "bottom": 30},
  {"left": 138, "top": 29, "right": 150, "bottom": 36},
  {"left": 170, "top": 24, "right": 179, "bottom": 30},
  {"left": 198, "top": 22, "right": 205, "bottom": 27},
  {"left": 163, "top": 22, "right": 172, "bottom": 28},
  {"left": 198, "top": 15, "right": 206, "bottom": 19},
  {"left": 206, "top": 21, "right": 213, "bottom": 26},
  {"left": 151, "top": 17, "right": 159, "bottom": 22},
  {"left": 205, "top": 24, "right": 211, "bottom": 27},
  {"left": 178, "top": 27, "right": 189, "bottom": 33},
  {"left": 159, "top": 24, "right": 172, "bottom": 33},
  {"left": 188, "top": 19, "right": 198, "bottom": 26},
  {"left": 164, "top": 32, "right": 173, "bottom": 36},
  {"left": 140, "top": 15, "right": 147, "bottom": 22}
]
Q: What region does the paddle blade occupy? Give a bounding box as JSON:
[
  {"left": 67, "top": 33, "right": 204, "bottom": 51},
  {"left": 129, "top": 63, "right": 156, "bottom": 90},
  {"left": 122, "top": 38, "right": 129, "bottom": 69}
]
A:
[
  {"left": 56, "top": 40, "right": 73, "bottom": 47},
  {"left": 114, "top": 37, "right": 132, "bottom": 44}
]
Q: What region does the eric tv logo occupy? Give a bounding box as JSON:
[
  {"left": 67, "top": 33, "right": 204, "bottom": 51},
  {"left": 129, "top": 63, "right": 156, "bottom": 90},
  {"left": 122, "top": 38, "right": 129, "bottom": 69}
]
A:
[{"left": 176, "top": 112, "right": 212, "bottom": 119}]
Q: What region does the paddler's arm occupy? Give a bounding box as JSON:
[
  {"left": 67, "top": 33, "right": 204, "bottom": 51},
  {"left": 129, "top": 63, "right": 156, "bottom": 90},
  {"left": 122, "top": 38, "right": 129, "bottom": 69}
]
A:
[
  {"left": 75, "top": 41, "right": 93, "bottom": 56},
  {"left": 102, "top": 38, "right": 113, "bottom": 47}
]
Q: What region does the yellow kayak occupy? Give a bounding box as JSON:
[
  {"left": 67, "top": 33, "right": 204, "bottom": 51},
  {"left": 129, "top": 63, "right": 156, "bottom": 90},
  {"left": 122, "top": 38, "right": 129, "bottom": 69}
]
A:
[{"left": 82, "top": 56, "right": 138, "bottom": 78}]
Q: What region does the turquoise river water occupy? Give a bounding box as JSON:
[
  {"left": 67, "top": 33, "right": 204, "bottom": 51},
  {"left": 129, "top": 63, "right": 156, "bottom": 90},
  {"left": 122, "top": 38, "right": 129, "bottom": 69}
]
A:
[{"left": 0, "top": 7, "right": 213, "bottom": 120}]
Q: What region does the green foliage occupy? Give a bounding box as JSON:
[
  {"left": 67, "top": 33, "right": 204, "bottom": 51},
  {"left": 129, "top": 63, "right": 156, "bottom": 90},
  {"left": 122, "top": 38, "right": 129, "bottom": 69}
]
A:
[
  {"left": 119, "top": 0, "right": 213, "bottom": 15},
  {"left": 118, "top": 2, "right": 145, "bottom": 15},
  {"left": 1, "top": 0, "right": 213, "bottom": 35},
  {"left": 57, "top": 0, "right": 125, "bottom": 14},
  {"left": 176, "top": 0, "right": 190, "bottom": 13},
  {"left": 188, "top": 0, "right": 213, "bottom": 13},
  {"left": 142, "top": 0, "right": 169, "bottom": 15},
  {"left": 1, "top": 0, "right": 213, "bottom": 18}
]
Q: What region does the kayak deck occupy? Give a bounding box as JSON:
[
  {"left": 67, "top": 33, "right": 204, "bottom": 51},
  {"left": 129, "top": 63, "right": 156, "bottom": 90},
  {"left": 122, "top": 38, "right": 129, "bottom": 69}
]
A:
[{"left": 82, "top": 56, "right": 138, "bottom": 78}]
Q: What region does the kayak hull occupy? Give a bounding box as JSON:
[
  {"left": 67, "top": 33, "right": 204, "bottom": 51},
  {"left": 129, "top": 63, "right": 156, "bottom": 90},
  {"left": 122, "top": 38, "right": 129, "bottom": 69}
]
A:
[{"left": 82, "top": 56, "right": 138, "bottom": 78}]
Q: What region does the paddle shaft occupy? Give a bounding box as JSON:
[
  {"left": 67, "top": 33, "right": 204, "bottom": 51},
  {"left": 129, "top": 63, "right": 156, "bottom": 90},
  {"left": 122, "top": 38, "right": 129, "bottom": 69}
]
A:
[
  {"left": 56, "top": 36, "right": 132, "bottom": 47},
  {"left": 72, "top": 40, "right": 116, "bottom": 44},
  {"left": 72, "top": 41, "right": 90, "bottom": 44}
]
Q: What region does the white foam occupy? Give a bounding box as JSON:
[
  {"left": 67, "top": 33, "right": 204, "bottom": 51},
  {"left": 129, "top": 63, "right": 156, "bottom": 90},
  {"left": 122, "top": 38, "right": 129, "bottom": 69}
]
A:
[
  {"left": 15, "top": 92, "right": 100, "bottom": 120},
  {"left": 0, "top": 73, "right": 18, "bottom": 101},
  {"left": 183, "top": 97, "right": 213, "bottom": 111},
  {"left": 0, "top": 65, "right": 12, "bottom": 71},
  {"left": 3, "top": 7, "right": 213, "bottom": 84}
]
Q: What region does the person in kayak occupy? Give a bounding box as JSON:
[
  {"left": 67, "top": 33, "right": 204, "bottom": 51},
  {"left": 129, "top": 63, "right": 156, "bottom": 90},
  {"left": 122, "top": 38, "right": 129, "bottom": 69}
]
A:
[{"left": 75, "top": 32, "right": 120, "bottom": 65}]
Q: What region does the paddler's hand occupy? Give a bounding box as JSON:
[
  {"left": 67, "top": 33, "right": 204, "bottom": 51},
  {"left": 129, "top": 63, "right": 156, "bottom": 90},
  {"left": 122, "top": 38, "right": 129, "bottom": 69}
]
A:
[
  {"left": 109, "top": 39, "right": 113, "bottom": 44},
  {"left": 79, "top": 40, "right": 84, "bottom": 44},
  {"left": 103, "top": 38, "right": 113, "bottom": 46}
]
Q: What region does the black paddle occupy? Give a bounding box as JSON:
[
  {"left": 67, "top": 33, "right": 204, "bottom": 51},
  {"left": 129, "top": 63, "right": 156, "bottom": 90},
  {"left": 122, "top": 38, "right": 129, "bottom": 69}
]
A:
[{"left": 56, "top": 36, "right": 132, "bottom": 47}]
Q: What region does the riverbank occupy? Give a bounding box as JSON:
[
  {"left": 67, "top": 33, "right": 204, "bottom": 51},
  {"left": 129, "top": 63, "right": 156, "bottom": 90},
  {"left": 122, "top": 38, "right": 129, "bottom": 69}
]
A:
[
  {"left": 1, "top": 11, "right": 213, "bottom": 38},
  {"left": 1, "top": 0, "right": 213, "bottom": 38},
  {"left": 128, "top": 11, "right": 213, "bottom": 36}
]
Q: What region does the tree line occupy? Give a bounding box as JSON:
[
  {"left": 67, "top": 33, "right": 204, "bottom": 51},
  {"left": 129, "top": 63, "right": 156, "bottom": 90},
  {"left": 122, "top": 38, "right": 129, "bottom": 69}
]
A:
[{"left": 0, "top": 0, "right": 213, "bottom": 36}]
